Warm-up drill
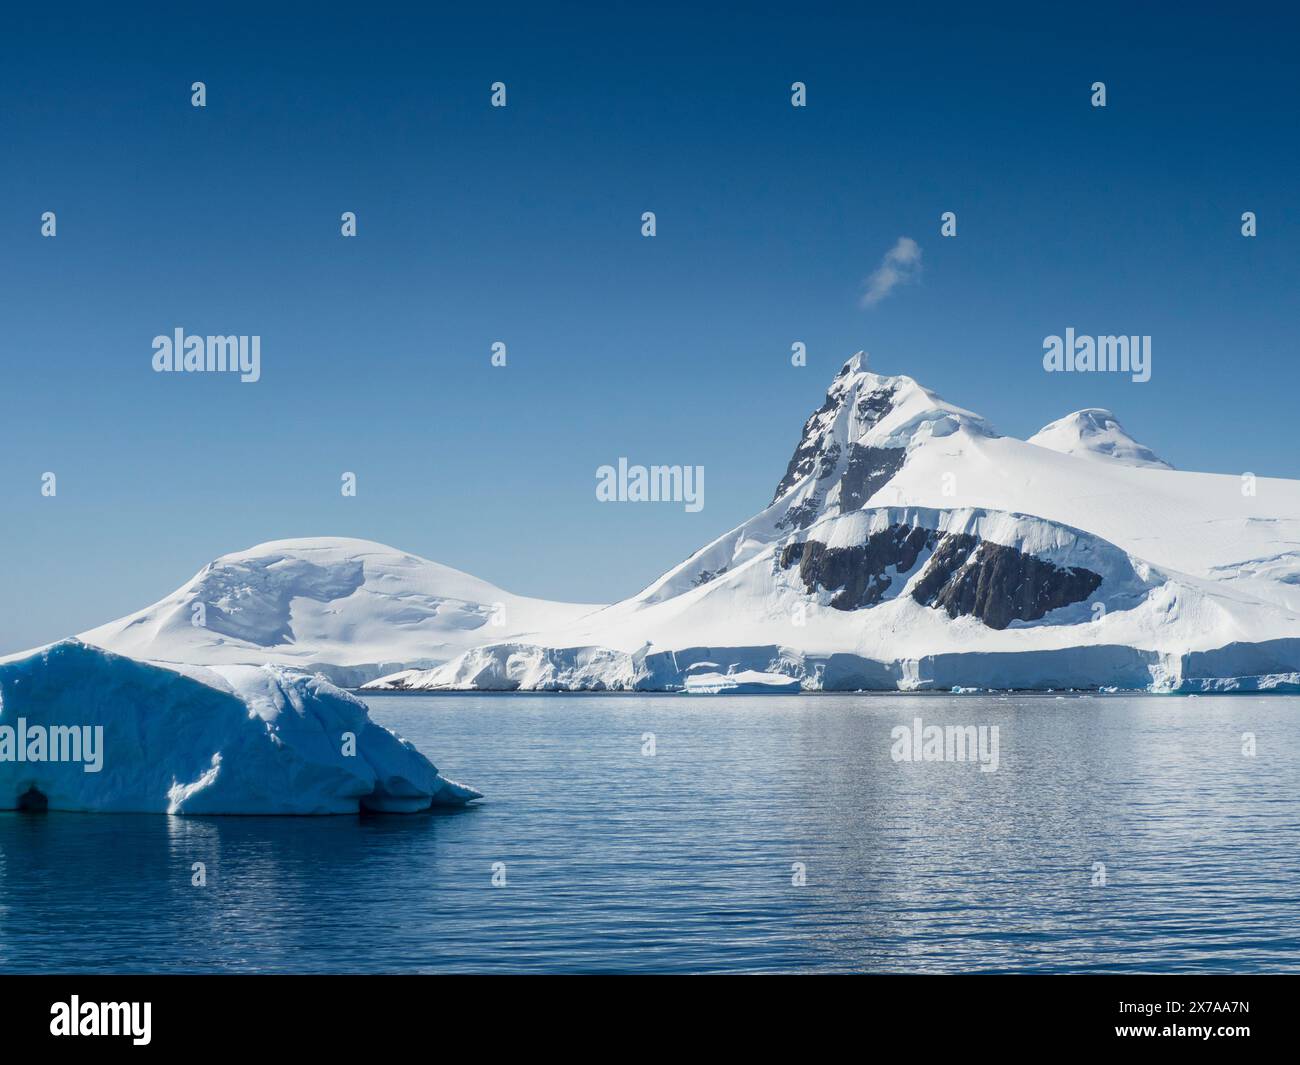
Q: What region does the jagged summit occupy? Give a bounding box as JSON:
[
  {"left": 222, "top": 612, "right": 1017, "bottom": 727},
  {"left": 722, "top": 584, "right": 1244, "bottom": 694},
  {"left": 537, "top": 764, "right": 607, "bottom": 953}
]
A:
[
  {"left": 771, "top": 354, "right": 994, "bottom": 512},
  {"left": 1028, "top": 408, "right": 1172, "bottom": 470},
  {"left": 839, "top": 350, "right": 869, "bottom": 374}
]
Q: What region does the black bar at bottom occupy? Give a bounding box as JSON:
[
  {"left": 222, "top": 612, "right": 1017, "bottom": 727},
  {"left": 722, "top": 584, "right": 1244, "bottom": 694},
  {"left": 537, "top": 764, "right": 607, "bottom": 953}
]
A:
[{"left": 0, "top": 973, "right": 1289, "bottom": 1052}]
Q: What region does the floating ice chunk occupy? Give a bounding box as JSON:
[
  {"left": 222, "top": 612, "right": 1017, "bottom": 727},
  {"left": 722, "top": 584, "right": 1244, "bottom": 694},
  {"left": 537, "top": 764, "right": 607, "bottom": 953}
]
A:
[
  {"left": 0, "top": 640, "right": 480, "bottom": 814},
  {"left": 683, "top": 670, "right": 801, "bottom": 695}
]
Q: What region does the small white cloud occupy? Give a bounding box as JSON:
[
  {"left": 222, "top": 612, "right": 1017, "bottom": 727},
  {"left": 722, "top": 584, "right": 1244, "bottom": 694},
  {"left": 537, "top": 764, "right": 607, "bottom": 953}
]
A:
[{"left": 861, "top": 237, "right": 922, "bottom": 307}]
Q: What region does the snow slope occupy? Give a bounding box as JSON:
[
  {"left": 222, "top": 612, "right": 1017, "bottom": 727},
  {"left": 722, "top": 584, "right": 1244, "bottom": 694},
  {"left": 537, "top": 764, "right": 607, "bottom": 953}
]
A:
[
  {"left": 79, "top": 537, "right": 601, "bottom": 685},
  {"left": 0, "top": 640, "right": 480, "bottom": 813},
  {"left": 372, "top": 353, "right": 1300, "bottom": 692}
]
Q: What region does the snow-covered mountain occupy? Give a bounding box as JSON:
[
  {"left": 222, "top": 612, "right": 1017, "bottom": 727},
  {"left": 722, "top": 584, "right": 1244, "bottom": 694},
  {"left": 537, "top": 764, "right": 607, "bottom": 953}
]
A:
[
  {"left": 79, "top": 537, "right": 601, "bottom": 686},
  {"left": 369, "top": 353, "right": 1300, "bottom": 692},
  {"left": 1028, "top": 408, "right": 1173, "bottom": 469}
]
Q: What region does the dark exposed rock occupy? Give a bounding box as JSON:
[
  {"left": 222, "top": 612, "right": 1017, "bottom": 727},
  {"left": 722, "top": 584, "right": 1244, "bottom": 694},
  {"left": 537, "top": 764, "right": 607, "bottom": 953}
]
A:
[
  {"left": 770, "top": 381, "right": 901, "bottom": 503},
  {"left": 913, "top": 539, "right": 1103, "bottom": 630},
  {"left": 855, "top": 385, "right": 899, "bottom": 426},
  {"left": 780, "top": 524, "right": 936, "bottom": 609},
  {"left": 772, "top": 393, "right": 842, "bottom": 502},
  {"left": 693, "top": 567, "right": 728, "bottom": 587},
  {"left": 908, "top": 532, "right": 981, "bottom": 603},
  {"left": 775, "top": 494, "right": 822, "bottom": 531},
  {"left": 817, "top": 442, "right": 841, "bottom": 478},
  {"left": 838, "top": 445, "right": 906, "bottom": 511},
  {"left": 782, "top": 522, "right": 1103, "bottom": 628}
]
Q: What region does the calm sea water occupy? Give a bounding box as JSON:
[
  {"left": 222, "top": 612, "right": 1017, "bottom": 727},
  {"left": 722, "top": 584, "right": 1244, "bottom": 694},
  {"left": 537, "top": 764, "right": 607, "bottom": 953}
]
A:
[{"left": 1, "top": 692, "right": 1297, "bottom": 973}]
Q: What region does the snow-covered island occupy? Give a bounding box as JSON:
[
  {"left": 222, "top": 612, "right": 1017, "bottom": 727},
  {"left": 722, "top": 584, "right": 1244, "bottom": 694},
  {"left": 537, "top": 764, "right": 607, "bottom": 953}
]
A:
[{"left": 27, "top": 352, "right": 1300, "bottom": 713}]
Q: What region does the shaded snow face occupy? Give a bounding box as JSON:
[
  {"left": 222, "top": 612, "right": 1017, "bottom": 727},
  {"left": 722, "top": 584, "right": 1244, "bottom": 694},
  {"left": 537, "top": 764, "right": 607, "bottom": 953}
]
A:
[{"left": 188, "top": 554, "right": 366, "bottom": 646}]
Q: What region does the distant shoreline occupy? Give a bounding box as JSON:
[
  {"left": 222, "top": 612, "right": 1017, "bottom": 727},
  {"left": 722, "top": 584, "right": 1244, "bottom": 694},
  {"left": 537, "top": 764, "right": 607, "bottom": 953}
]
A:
[{"left": 354, "top": 687, "right": 1211, "bottom": 697}]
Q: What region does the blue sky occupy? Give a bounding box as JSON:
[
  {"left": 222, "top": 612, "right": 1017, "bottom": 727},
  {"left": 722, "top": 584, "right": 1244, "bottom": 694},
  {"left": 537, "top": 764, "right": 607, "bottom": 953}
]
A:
[{"left": 1, "top": 1, "right": 1296, "bottom": 652}]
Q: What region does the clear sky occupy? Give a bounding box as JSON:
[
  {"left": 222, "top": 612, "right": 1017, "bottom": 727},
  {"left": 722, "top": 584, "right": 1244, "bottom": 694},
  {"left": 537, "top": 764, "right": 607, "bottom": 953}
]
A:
[{"left": 1, "top": 1, "right": 1296, "bottom": 652}]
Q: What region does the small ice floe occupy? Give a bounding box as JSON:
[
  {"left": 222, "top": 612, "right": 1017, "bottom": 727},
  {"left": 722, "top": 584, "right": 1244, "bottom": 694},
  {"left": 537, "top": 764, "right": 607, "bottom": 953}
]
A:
[{"left": 683, "top": 670, "right": 801, "bottom": 695}]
